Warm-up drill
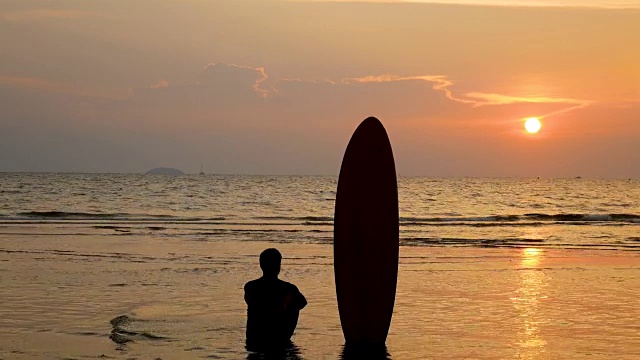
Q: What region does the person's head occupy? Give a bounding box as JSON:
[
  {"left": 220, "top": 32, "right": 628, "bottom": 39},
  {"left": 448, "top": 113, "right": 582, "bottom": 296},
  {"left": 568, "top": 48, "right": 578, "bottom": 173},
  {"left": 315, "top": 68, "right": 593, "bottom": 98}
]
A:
[{"left": 259, "top": 248, "right": 282, "bottom": 277}]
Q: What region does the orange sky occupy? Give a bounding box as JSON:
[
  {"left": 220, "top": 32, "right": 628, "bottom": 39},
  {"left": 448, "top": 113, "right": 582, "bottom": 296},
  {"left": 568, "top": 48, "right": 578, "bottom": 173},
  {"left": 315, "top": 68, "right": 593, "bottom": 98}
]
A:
[
  {"left": 309, "top": 0, "right": 640, "bottom": 8},
  {"left": 0, "top": 0, "right": 639, "bottom": 177}
]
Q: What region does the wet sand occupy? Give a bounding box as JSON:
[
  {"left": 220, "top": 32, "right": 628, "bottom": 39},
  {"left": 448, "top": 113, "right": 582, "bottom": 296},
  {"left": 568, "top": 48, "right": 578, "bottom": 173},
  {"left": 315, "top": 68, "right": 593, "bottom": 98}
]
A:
[{"left": 1, "top": 226, "right": 639, "bottom": 359}]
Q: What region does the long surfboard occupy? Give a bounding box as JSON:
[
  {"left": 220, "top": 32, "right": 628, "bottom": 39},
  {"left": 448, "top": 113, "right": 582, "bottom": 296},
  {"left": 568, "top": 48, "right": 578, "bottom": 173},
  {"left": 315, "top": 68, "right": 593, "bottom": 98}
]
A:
[{"left": 334, "top": 117, "right": 399, "bottom": 345}]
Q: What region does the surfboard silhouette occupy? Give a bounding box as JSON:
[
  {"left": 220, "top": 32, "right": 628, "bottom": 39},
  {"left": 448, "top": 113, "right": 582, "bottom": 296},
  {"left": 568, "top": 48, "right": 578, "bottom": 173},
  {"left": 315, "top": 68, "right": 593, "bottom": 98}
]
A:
[{"left": 334, "top": 117, "right": 399, "bottom": 346}]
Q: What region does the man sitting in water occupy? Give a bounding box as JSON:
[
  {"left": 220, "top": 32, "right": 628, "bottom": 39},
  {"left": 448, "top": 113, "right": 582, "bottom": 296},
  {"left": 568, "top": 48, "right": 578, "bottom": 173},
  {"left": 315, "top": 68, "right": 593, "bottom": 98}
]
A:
[{"left": 244, "top": 248, "right": 307, "bottom": 349}]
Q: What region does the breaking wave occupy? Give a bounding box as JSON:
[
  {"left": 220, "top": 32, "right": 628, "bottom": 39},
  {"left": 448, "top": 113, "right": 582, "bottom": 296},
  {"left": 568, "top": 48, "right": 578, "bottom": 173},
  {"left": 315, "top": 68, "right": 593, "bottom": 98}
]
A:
[
  {"left": 12, "top": 211, "right": 225, "bottom": 222},
  {"left": 400, "top": 213, "right": 640, "bottom": 224},
  {"left": 5, "top": 211, "right": 640, "bottom": 225}
]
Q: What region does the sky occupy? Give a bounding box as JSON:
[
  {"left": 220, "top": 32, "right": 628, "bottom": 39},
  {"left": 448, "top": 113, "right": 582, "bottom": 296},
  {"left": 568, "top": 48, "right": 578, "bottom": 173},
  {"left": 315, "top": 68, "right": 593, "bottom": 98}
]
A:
[{"left": 1, "top": 0, "right": 639, "bottom": 177}]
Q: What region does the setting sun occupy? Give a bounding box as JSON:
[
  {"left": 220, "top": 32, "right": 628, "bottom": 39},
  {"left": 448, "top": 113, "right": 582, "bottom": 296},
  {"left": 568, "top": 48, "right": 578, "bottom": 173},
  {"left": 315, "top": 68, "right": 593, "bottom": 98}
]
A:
[{"left": 524, "top": 117, "right": 542, "bottom": 134}]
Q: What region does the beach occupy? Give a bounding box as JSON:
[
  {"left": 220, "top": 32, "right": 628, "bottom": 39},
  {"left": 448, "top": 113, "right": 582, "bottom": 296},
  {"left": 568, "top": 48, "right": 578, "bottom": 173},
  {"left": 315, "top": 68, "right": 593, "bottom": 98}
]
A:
[
  {"left": 2, "top": 232, "right": 639, "bottom": 359},
  {"left": 1, "top": 174, "right": 639, "bottom": 359}
]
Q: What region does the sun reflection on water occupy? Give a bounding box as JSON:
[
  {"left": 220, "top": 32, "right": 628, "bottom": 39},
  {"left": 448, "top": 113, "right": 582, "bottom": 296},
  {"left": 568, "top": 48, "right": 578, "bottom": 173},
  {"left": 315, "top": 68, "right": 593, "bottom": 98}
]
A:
[
  {"left": 511, "top": 248, "right": 548, "bottom": 358},
  {"left": 522, "top": 248, "right": 541, "bottom": 268}
]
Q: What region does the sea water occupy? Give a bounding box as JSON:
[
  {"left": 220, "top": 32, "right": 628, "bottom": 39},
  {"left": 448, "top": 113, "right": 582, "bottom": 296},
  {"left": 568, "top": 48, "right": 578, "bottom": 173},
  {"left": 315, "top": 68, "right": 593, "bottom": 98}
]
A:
[{"left": 1, "top": 174, "right": 639, "bottom": 359}]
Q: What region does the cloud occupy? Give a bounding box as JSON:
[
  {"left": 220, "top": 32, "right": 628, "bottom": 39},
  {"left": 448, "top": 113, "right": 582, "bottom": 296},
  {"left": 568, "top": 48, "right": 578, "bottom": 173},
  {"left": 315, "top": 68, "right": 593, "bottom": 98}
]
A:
[
  {"left": 0, "top": 76, "right": 88, "bottom": 96},
  {"left": 134, "top": 63, "right": 597, "bottom": 129},
  {"left": 2, "top": 60, "right": 638, "bottom": 176},
  {"left": 148, "top": 80, "right": 170, "bottom": 89},
  {"left": 344, "top": 74, "right": 477, "bottom": 105},
  {"left": 10, "top": 65, "right": 591, "bottom": 123},
  {"left": 0, "top": 64, "right": 603, "bottom": 132},
  {"left": 0, "top": 9, "right": 100, "bottom": 22},
  {"left": 343, "top": 73, "right": 593, "bottom": 120},
  {"left": 464, "top": 92, "right": 593, "bottom": 118},
  {"left": 201, "top": 63, "right": 272, "bottom": 98},
  {"left": 0, "top": 76, "right": 69, "bottom": 93}
]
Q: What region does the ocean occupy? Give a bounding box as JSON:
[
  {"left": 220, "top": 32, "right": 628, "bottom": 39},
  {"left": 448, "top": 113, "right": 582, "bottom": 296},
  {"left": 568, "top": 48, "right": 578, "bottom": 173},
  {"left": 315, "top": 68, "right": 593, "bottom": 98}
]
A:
[{"left": 1, "top": 173, "right": 639, "bottom": 359}]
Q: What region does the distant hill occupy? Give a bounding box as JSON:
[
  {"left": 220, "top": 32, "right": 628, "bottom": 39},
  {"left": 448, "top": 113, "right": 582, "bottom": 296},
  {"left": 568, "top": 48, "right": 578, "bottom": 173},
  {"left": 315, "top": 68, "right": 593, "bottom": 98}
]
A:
[{"left": 145, "top": 167, "right": 184, "bottom": 175}]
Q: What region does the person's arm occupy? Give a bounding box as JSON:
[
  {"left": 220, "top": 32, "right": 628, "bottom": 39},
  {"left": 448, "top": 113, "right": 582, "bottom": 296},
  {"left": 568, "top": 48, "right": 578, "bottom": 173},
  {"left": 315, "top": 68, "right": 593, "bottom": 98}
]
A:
[
  {"left": 294, "top": 286, "right": 307, "bottom": 310},
  {"left": 283, "top": 284, "right": 306, "bottom": 311},
  {"left": 244, "top": 282, "right": 252, "bottom": 305}
]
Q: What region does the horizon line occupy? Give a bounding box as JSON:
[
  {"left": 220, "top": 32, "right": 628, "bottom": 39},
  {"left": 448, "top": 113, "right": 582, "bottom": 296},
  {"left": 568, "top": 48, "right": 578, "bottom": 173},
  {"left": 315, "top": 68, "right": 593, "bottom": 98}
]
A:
[{"left": 0, "top": 171, "right": 636, "bottom": 180}]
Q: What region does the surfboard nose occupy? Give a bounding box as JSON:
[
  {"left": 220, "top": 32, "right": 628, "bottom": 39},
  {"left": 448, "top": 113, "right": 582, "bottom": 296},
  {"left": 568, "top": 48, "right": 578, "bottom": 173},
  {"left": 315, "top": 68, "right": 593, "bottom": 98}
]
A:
[
  {"left": 346, "top": 117, "right": 394, "bottom": 157},
  {"left": 357, "top": 117, "right": 385, "bottom": 133}
]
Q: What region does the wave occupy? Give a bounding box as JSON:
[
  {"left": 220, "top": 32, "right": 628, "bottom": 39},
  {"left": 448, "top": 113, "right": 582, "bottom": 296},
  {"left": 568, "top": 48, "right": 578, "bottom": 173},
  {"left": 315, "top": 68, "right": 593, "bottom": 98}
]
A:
[
  {"left": 0, "top": 189, "right": 23, "bottom": 194},
  {"left": 13, "top": 211, "right": 225, "bottom": 222},
  {"left": 523, "top": 213, "right": 640, "bottom": 221},
  {"left": 253, "top": 215, "right": 333, "bottom": 222},
  {"left": 253, "top": 213, "right": 640, "bottom": 224},
  {"left": 109, "top": 315, "right": 167, "bottom": 345},
  {"left": 242, "top": 213, "right": 640, "bottom": 224},
  {"left": 18, "top": 211, "right": 130, "bottom": 219},
  {"left": 400, "top": 237, "right": 639, "bottom": 250},
  {"left": 401, "top": 237, "right": 546, "bottom": 247},
  {"left": 4, "top": 211, "right": 640, "bottom": 227},
  {"left": 400, "top": 213, "right": 640, "bottom": 224}
]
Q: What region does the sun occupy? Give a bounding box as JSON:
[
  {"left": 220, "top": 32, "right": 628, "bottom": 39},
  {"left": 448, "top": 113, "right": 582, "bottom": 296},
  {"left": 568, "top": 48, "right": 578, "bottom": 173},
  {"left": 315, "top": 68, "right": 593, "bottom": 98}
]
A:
[{"left": 524, "top": 117, "right": 541, "bottom": 134}]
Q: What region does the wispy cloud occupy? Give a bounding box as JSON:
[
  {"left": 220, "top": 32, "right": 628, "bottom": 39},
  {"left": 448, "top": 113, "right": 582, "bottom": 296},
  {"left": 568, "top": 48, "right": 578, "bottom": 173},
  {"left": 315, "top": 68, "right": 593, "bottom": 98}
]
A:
[
  {"left": 344, "top": 73, "right": 593, "bottom": 119},
  {"left": 465, "top": 92, "right": 592, "bottom": 117},
  {"left": 280, "top": 78, "right": 337, "bottom": 85},
  {"left": 344, "top": 74, "right": 478, "bottom": 105},
  {"left": 0, "top": 76, "right": 74, "bottom": 93},
  {"left": 0, "top": 9, "right": 101, "bottom": 22}
]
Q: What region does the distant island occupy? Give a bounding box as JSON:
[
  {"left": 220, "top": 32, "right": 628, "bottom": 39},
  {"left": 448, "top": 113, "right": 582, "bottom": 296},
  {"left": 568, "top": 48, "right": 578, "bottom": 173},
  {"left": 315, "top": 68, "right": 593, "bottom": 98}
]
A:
[{"left": 145, "top": 167, "right": 184, "bottom": 175}]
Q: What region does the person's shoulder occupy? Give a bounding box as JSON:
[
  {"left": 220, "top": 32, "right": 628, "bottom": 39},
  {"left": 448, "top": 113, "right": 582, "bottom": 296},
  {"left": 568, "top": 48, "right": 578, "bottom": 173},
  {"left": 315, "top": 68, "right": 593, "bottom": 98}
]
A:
[{"left": 244, "top": 278, "right": 261, "bottom": 290}]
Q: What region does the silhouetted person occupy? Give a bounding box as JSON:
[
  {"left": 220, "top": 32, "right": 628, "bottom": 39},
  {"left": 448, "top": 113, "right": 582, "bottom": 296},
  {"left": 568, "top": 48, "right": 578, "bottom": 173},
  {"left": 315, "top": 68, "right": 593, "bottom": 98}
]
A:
[{"left": 245, "top": 248, "right": 307, "bottom": 350}]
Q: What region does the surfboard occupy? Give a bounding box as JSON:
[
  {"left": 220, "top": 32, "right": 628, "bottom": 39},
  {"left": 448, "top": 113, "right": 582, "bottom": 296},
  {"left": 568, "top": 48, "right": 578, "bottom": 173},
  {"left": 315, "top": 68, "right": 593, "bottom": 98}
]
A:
[{"left": 334, "top": 117, "right": 399, "bottom": 345}]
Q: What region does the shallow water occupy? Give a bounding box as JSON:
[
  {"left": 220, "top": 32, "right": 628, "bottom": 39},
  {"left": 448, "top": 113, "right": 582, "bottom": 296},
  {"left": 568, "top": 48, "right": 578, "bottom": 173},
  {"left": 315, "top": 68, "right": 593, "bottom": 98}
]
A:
[
  {"left": 1, "top": 174, "right": 639, "bottom": 359},
  {"left": 1, "top": 230, "right": 639, "bottom": 359}
]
